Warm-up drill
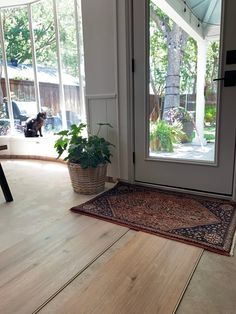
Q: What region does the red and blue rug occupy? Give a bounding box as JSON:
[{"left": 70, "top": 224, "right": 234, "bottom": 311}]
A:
[{"left": 71, "top": 182, "right": 236, "bottom": 255}]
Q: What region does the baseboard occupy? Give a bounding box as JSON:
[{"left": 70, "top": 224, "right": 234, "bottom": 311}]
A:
[
  {"left": 0, "top": 154, "right": 66, "bottom": 164},
  {"left": 0, "top": 155, "right": 119, "bottom": 183}
]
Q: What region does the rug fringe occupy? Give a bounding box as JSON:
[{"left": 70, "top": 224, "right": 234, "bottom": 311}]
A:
[{"left": 230, "top": 230, "right": 236, "bottom": 256}]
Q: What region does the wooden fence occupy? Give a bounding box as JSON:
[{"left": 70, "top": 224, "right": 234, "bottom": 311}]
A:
[
  {"left": 149, "top": 93, "right": 216, "bottom": 115},
  {"left": 1, "top": 78, "right": 81, "bottom": 116}
]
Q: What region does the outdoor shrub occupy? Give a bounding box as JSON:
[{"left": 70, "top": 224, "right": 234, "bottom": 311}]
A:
[
  {"left": 163, "top": 107, "right": 194, "bottom": 143},
  {"left": 179, "top": 132, "right": 193, "bottom": 144},
  {"left": 204, "top": 133, "right": 215, "bottom": 142},
  {"left": 204, "top": 105, "right": 216, "bottom": 125},
  {"left": 150, "top": 120, "right": 183, "bottom": 152}
]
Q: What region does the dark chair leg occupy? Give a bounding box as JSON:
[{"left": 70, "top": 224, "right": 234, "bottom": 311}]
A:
[{"left": 0, "top": 164, "right": 13, "bottom": 202}]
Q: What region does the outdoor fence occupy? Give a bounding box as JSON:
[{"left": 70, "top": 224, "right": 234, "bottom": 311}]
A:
[
  {"left": 1, "top": 78, "right": 81, "bottom": 116},
  {"left": 149, "top": 93, "right": 217, "bottom": 115}
]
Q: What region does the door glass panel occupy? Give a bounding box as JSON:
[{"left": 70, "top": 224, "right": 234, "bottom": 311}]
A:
[{"left": 149, "top": 0, "right": 221, "bottom": 162}]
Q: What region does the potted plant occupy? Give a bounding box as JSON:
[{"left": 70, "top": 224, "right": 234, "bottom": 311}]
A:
[
  {"left": 54, "top": 122, "right": 114, "bottom": 194},
  {"left": 150, "top": 119, "right": 183, "bottom": 152},
  {"left": 165, "top": 107, "right": 194, "bottom": 143}
]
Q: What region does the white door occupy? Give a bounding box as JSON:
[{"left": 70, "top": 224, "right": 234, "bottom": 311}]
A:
[{"left": 134, "top": 0, "right": 236, "bottom": 195}]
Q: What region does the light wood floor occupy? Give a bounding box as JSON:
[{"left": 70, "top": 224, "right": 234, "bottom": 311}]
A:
[{"left": 0, "top": 160, "right": 235, "bottom": 314}]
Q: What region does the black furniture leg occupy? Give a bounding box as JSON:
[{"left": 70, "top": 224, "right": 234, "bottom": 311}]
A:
[{"left": 0, "top": 164, "right": 13, "bottom": 202}]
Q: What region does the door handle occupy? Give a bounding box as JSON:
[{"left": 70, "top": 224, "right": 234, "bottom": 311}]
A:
[
  {"left": 213, "top": 70, "right": 236, "bottom": 87},
  {"left": 213, "top": 77, "right": 224, "bottom": 81}
]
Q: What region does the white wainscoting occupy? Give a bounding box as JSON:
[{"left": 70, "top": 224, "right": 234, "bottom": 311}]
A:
[{"left": 86, "top": 94, "right": 120, "bottom": 179}]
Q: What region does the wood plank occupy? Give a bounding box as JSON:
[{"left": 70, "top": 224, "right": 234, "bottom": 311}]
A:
[
  {"left": 0, "top": 159, "right": 109, "bottom": 253},
  {"left": 38, "top": 230, "right": 137, "bottom": 313},
  {"left": 0, "top": 214, "right": 128, "bottom": 314},
  {"left": 57, "top": 233, "right": 203, "bottom": 314}
]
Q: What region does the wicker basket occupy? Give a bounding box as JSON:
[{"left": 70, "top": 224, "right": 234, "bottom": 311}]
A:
[{"left": 68, "top": 162, "right": 107, "bottom": 194}]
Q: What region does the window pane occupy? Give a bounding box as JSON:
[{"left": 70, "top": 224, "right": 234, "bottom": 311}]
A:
[
  {"left": 32, "top": 0, "right": 63, "bottom": 134},
  {"left": 58, "top": 0, "right": 83, "bottom": 128},
  {"left": 2, "top": 6, "right": 37, "bottom": 135},
  {"left": 0, "top": 0, "right": 85, "bottom": 138}
]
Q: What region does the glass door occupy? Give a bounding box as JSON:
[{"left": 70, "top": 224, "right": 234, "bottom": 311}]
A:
[{"left": 134, "top": 0, "right": 236, "bottom": 195}]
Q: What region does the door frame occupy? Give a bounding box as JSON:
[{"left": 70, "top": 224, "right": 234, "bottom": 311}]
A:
[{"left": 124, "top": 0, "right": 236, "bottom": 201}]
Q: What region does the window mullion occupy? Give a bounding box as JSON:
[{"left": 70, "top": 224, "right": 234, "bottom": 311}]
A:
[
  {"left": 28, "top": 4, "right": 41, "bottom": 113},
  {"left": 74, "top": 0, "right": 86, "bottom": 122},
  {"left": 0, "top": 11, "right": 14, "bottom": 134},
  {"left": 53, "top": 0, "right": 67, "bottom": 129}
]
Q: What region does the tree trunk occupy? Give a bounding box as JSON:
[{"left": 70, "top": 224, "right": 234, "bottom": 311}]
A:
[
  {"left": 150, "top": 7, "right": 188, "bottom": 117},
  {"left": 163, "top": 24, "right": 188, "bottom": 115}
]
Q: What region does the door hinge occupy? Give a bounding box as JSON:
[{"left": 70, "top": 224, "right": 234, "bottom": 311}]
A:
[
  {"left": 132, "top": 58, "right": 135, "bottom": 73},
  {"left": 133, "top": 152, "right": 135, "bottom": 164}
]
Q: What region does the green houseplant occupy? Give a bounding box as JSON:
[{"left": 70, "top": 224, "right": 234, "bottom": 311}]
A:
[{"left": 54, "top": 123, "right": 114, "bottom": 194}]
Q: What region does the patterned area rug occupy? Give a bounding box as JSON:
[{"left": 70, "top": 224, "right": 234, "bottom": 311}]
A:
[{"left": 71, "top": 182, "right": 236, "bottom": 255}]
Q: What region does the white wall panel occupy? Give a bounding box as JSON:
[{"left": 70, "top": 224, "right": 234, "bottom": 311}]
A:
[
  {"left": 87, "top": 95, "right": 119, "bottom": 178},
  {"left": 81, "top": 0, "right": 116, "bottom": 95},
  {"left": 116, "top": 0, "right": 131, "bottom": 181},
  {"left": 81, "top": 0, "right": 132, "bottom": 181}
]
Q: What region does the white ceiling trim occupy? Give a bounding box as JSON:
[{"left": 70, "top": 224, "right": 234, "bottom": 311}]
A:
[
  {"left": 203, "top": 0, "right": 218, "bottom": 24},
  {"left": 153, "top": 0, "right": 204, "bottom": 41},
  {"left": 192, "top": 0, "right": 208, "bottom": 11}
]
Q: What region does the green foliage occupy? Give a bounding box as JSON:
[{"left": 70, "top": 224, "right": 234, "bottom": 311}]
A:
[
  {"left": 206, "top": 42, "right": 220, "bottom": 95},
  {"left": 2, "top": 3, "right": 56, "bottom": 65},
  {"left": 2, "top": 0, "right": 81, "bottom": 77},
  {"left": 180, "top": 38, "right": 197, "bottom": 94},
  {"left": 57, "top": 0, "right": 80, "bottom": 77},
  {"left": 204, "top": 133, "right": 215, "bottom": 142},
  {"left": 2, "top": 7, "right": 31, "bottom": 64},
  {"left": 204, "top": 105, "right": 216, "bottom": 125},
  {"left": 149, "top": 3, "right": 168, "bottom": 96},
  {"left": 204, "top": 126, "right": 216, "bottom": 142},
  {"left": 150, "top": 120, "right": 183, "bottom": 152},
  {"left": 54, "top": 123, "right": 114, "bottom": 169}
]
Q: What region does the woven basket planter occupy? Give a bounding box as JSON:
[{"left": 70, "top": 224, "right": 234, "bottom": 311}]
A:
[{"left": 68, "top": 162, "right": 107, "bottom": 195}]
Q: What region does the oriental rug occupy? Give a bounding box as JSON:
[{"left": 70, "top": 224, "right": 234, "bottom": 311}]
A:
[{"left": 71, "top": 182, "right": 236, "bottom": 255}]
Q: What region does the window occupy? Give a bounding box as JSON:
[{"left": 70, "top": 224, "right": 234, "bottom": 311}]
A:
[{"left": 0, "top": 0, "right": 85, "bottom": 137}]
